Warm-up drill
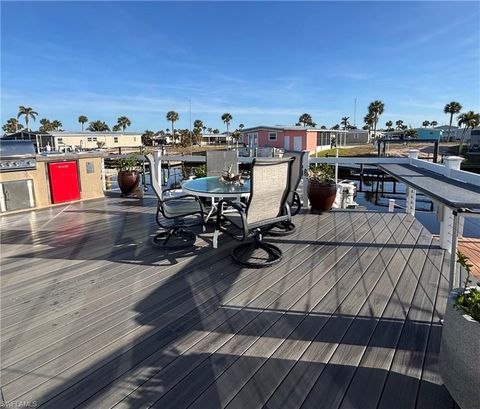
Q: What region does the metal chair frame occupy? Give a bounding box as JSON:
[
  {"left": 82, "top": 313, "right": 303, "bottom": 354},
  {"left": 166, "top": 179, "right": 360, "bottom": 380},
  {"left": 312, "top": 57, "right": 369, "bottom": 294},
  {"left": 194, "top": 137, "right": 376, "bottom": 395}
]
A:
[
  {"left": 146, "top": 154, "right": 205, "bottom": 249},
  {"left": 215, "top": 158, "right": 294, "bottom": 268}
]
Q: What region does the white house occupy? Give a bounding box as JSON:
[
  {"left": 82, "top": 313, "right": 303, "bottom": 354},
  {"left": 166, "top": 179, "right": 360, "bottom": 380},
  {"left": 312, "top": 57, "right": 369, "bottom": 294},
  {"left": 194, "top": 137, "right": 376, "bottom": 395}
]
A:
[{"left": 49, "top": 132, "right": 143, "bottom": 150}]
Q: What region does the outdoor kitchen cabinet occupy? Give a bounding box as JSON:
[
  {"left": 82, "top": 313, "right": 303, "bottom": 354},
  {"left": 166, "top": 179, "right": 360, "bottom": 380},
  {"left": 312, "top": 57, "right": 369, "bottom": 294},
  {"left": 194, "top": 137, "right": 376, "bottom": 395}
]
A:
[{"left": 0, "top": 153, "right": 104, "bottom": 214}]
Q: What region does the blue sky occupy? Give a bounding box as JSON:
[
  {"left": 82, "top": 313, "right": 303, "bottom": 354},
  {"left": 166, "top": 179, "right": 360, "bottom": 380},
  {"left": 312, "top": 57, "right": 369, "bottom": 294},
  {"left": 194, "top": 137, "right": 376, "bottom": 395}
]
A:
[{"left": 1, "top": 1, "right": 479, "bottom": 132}]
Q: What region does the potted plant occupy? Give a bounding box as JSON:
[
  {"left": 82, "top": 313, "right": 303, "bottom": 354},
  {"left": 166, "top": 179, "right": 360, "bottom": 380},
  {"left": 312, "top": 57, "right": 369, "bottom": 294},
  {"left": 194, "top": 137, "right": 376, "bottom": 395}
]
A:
[
  {"left": 307, "top": 163, "right": 336, "bottom": 213},
  {"left": 439, "top": 252, "right": 479, "bottom": 409},
  {"left": 114, "top": 156, "right": 140, "bottom": 196}
]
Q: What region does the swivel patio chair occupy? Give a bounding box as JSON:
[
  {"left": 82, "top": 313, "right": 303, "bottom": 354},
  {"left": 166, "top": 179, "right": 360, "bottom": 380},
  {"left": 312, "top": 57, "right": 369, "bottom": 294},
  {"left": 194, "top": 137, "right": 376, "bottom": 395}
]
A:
[
  {"left": 205, "top": 150, "right": 240, "bottom": 215},
  {"left": 206, "top": 150, "right": 238, "bottom": 177},
  {"left": 215, "top": 157, "right": 294, "bottom": 268},
  {"left": 267, "top": 150, "right": 307, "bottom": 236},
  {"left": 146, "top": 154, "right": 205, "bottom": 249}
]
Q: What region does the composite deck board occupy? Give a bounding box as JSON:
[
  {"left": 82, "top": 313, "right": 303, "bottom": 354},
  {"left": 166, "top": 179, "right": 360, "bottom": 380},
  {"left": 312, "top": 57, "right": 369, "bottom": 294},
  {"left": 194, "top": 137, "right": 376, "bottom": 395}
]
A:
[
  {"left": 38, "top": 212, "right": 370, "bottom": 407},
  {"left": 0, "top": 195, "right": 455, "bottom": 409},
  {"left": 123, "top": 214, "right": 394, "bottom": 409},
  {"left": 79, "top": 212, "right": 380, "bottom": 409},
  {"left": 260, "top": 215, "right": 418, "bottom": 409},
  {"left": 337, "top": 231, "right": 437, "bottom": 409},
  {"left": 415, "top": 251, "right": 455, "bottom": 409},
  {"left": 190, "top": 214, "right": 415, "bottom": 409}
]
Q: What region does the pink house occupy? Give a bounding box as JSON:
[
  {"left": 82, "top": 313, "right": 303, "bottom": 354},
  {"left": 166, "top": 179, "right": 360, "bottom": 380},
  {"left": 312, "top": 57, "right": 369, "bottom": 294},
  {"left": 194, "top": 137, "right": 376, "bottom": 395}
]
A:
[{"left": 240, "top": 125, "right": 347, "bottom": 153}]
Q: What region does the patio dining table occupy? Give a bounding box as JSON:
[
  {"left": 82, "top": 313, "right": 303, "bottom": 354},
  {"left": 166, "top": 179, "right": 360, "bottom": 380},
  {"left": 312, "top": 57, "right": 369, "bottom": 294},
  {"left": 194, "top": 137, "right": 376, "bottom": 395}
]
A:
[{"left": 182, "top": 176, "right": 250, "bottom": 222}]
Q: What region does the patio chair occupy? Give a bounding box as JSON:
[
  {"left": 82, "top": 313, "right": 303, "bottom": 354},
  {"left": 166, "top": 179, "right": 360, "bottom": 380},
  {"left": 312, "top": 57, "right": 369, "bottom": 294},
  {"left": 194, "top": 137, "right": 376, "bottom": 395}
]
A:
[
  {"left": 267, "top": 150, "right": 307, "bottom": 236},
  {"left": 206, "top": 150, "right": 238, "bottom": 177},
  {"left": 215, "top": 157, "right": 294, "bottom": 268},
  {"left": 146, "top": 154, "right": 205, "bottom": 249}
]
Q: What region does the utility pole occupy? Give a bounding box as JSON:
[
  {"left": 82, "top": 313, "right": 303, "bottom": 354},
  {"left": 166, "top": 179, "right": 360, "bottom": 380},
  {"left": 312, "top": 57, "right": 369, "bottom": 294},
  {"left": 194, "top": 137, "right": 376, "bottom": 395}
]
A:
[
  {"left": 189, "top": 98, "right": 192, "bottom": 155},
  {"left": 354, "top": 98, "right": 357, "bottom": 126}
]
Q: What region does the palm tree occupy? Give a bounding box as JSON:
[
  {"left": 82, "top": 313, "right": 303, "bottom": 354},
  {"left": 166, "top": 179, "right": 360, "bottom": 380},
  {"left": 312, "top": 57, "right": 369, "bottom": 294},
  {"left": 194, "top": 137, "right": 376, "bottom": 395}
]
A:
[
  {"left": 364, "top": 112, "right": 375, "bottom": 139},
  {"left": 395, "top": 120, "right": 404, "bottom": 130},
  {"left": 2, "top": 118, "right": 23, "bottom": 133},
  {"left": 193, "top": 119, "right": 203, "bottom": 130},
  {"left": 385, "top": 120, "right": 393, "bottom": 131},
  {"left": 39, "top": 118, "right": 53, "bottom": 132},
  {"left": 431, "top": 120, "right": 438, "bottom": 128},
  {"left": 51, "top": 120, "right": 62, "bottom": 131},
  {"left": 193, "top": 119, "right": 204, "bottom": 145},
  {"left": 368, "top": 100, "right": 385, "bottom": 139},
  {"left": 86, "top": 120, "right": 110, "bottom": 132},
  {"left": 444, "top": 101, "right": 462, "bottom": 142},
  {"left": 141, "top": 130, "right": 155, "bottom": 146},
  {"left": 404, "top": 128, "right": 418, "bottom": 139},
  {"left": 116, "top": 116, "right": 131, "bottom": 132},
  {"left": 238, "top": 123, "right": 245, "bottom": 130},
  {"left": 422, "top": 120, "right": 430, "bottom": 128},
  {"left": 166, "top": 111, "right": 179, "bottom": 145},
  {"left": 78, "top": 115, "right": 88, "bottom": 131},
  {"left": 332, "top": 124, "right": 340, "bottom": 130},
  {"left": 17, "top": 106, "right": 38, "bottom": 131},
  {"left": 298, "top": 113, "right": 314, "bottom": 127},
  {"left": 221, "top": 112, "right": 233, "bottom": 146},
  {"left": 457, "top": 111, "right": 480, "bottom": 154},
  {"left": 341, "top": 116, "right": 350, "bottom": 130}
]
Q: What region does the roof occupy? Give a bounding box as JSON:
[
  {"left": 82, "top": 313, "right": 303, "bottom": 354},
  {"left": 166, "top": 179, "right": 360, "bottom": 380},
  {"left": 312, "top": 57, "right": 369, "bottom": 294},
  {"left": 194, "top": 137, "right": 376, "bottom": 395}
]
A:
[
  {"left": 240, "top": 125, "right": 348, "bottom": 133},
  {"left": 49, "top": 131, "right": 143, "bottom": 136}
]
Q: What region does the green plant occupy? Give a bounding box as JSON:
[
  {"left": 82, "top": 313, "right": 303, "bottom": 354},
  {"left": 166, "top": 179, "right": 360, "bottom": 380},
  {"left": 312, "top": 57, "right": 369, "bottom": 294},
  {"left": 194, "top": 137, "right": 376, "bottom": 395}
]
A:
[
  {"left": 455, "top": 251, "right": 480, "bottom": 321},
  {"left": 114, "top": 156, "right": 139, "bottom": 172},
  {"left": 194, "top": 165, "right": 207, "bottom": 178},
  {"left": 307, "top": 163, "right": 334, "bottom": 184}
]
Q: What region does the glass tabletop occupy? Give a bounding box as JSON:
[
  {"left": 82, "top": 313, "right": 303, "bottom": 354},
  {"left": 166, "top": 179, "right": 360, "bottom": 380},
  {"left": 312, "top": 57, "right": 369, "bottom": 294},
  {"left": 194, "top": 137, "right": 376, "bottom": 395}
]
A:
[{"left": 182, "top": 176, "right": 250, "bottom": 195}]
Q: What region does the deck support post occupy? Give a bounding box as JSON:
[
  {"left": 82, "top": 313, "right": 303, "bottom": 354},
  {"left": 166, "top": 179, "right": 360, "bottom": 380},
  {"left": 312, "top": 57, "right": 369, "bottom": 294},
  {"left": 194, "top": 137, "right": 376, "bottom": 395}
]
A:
[
  {"left": 439, "top": 205, "right": 454, "bottom": 251},
  {"left": 388, "top": 199, "right": 395, "bottom": 212},
  {"left": 405, "top": 153, "right": 418, "bottom": 216},
  {"left": 449, "top": 210, "right": 460, "bottom": 291},
  {"left": 406, "top": 186, "right": 416, "bottom": 216},
  {"left": 408, "top": 149, "right": 419, "bottom": 164},
  {"left": 302, "top": 150, "right": 310, "bottom": 208}
]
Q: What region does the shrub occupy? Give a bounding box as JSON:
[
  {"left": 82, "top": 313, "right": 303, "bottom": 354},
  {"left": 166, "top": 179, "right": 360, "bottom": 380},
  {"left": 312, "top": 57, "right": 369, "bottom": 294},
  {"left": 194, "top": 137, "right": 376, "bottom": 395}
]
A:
[{"left": 455, "top": 252, "right": 480, "bottom": 321}]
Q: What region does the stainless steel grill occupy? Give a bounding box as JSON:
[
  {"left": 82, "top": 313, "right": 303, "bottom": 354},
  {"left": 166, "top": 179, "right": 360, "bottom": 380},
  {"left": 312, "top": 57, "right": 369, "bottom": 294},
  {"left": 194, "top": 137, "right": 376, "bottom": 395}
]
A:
[{"left": 0, "top": 140, "right": 37, "bottom": 172}]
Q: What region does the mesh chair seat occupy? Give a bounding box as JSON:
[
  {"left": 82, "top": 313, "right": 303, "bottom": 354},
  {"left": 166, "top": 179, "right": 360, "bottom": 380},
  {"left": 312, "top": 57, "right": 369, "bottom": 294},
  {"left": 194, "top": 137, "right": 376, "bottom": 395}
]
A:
[{"left": 163, "top": 199, "right": 203, "bottom": 218}]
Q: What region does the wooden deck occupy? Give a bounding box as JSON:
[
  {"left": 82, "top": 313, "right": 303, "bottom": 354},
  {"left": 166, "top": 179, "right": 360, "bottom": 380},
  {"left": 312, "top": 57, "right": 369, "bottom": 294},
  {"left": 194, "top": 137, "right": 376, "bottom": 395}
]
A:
[{"left": 0, "top": 195, "right": 456, "bottom": 409}]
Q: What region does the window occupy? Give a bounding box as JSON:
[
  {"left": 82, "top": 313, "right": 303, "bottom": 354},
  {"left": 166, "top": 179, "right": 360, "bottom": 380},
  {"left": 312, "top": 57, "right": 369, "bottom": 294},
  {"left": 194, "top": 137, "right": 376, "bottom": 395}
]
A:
[
  {"left": 87, "top": 137, "right": 92, "bottom": 142},
  {"left": 268, "top": 132, "right": 277, "bottom": 141},
  {"left": 114, "top": 137, "right": 119, "bottom": 143},
  {"left": 92, "top": 137, "right": 97, "bottom": 141},
  {"left": 134, "top": 137, "right": 137, "bottom": 142},
  {"left": 57, "top": 138, "right": 63, "bottom": 143}
]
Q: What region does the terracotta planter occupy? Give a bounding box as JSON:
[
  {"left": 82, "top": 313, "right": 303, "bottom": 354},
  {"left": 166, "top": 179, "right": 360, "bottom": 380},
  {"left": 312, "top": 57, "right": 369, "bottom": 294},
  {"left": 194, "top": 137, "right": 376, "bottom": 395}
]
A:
[
  {"left": 439, "top": 288, "right": 480, "bottom": 409},
  {"left": 117, "top": 171, "right": 140, "bottom": 196},
  {"left": 307, "top": 180, "right": 336, "bottom": 213}
]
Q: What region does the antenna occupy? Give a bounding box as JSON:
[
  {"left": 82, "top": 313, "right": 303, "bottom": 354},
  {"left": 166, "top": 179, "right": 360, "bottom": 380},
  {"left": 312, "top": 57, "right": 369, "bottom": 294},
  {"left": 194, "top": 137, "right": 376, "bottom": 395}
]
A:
[{"left": 354, "top": 98, "right": 357, "bottom": 126}]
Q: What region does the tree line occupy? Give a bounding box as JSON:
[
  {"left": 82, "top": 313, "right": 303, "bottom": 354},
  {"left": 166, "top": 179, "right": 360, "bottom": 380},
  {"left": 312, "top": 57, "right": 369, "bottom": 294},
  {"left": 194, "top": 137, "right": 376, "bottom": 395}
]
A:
[{"left": 3, "top": 103, "right": 479, "bottom": 154}]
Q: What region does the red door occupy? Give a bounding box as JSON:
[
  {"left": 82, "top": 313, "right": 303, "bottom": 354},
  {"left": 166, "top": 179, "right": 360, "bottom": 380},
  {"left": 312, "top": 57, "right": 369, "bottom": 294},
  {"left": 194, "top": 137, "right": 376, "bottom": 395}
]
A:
[{"left": 48, "top": 161, "right": 80, "bottom": 203}]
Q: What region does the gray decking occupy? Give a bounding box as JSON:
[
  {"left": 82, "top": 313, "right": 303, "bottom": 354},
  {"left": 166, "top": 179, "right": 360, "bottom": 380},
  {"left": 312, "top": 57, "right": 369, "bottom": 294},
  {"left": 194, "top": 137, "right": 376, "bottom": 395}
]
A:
[{"left": 0, "top": 195, "right": 455, "bottom": 408}]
